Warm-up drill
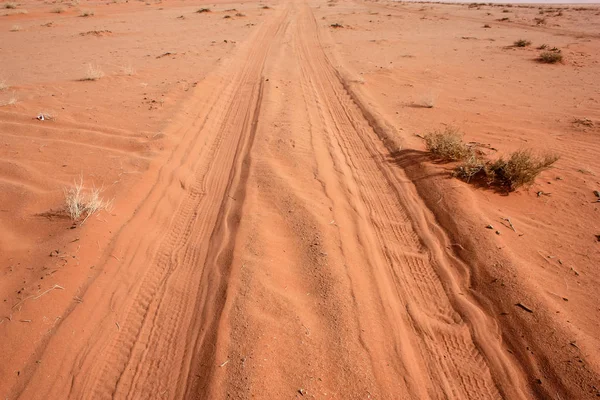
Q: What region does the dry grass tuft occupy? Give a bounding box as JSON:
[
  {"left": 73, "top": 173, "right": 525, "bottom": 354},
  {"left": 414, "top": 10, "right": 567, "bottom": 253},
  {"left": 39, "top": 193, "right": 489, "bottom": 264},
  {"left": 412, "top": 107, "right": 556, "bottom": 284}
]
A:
[
  {"left": 81, "top": 63, "right": 104, "bottom": 81},
  {"left": 423, "top": 129, "right": 559, "bottom": 191},
  {"left": 513, "top": 39, "right": 531, "bottom": 47},
  {"left": 79, "top": 10, "right": 94, "bottom": 17},
  {"left": 64, "top": 177, "right": 112, "bottom": 223},
  {"left": 196, "top": 7, "right": 210, "bottom": 13},
  {"left": 485, "top": 150, "right": 559, "bottom": 191},
  {"left": 454, "top": 149, "right": 558, "bottom": 191},
  {"left": 2, "top": 2, "right": 17, "bottom": 9},
  {"left": 121, "top": 64, "right": 135, "bottom": 76},
  {"left": 0, "top": 79, "right": 8, "bottom": 91},
  {"left": 10, "top": 24, "right": 21, "bottom": 31},
  {"left": 538, "top": 50, "right": 562, "bottom": 64},
  {"left": 424, "top": 127, "right": 473, "bottom": 161},
  {"left": 51, "top": 6, "right": 64, "bottom": 13}
]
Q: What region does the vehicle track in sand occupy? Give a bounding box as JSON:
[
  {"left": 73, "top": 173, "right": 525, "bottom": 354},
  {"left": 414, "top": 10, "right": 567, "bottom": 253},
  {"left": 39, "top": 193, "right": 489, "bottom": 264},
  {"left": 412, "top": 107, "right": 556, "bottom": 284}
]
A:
[{"left": 9, "top": 1, "right": 534, "bottom": 399}]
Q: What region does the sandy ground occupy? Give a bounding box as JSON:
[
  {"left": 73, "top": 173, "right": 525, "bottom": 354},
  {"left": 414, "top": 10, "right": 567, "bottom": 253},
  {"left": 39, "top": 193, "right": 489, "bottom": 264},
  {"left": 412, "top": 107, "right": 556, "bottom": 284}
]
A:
[{"left": 1, "top": 0, "right": 599, "bottom": 398}]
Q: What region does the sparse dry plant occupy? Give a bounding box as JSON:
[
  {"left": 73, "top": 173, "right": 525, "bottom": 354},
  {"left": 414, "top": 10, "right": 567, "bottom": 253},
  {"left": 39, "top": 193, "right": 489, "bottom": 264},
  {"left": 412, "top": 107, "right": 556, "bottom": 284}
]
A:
[
  {"left": 538, "top": 50, "right": 562, "bottom": 63},
  {"left": 486, "top": 150, "right": 558, "bottom": 191},
  {"left": 0, "top": 79, "right": 7, "bottom": 91},
  {"left": 454, "top": 154, "right": 487, "bottom": 182},
  {"left": 80, "top": 10, "right": 94, "bottom": 17},
  {"left": 196, "top": 7, "right": 210, "bottom": 13},
  {"left": 10, "top": 24, "right": 21, "bottom": 31},
  {"left": 121, "top": 64, "right": 135, "bottom": 76},
  {"left": 514, "top": 39, "right": 531, "bottom": 47},
  {"left": 81, "top": 63, "right": 104, "bottom": 81},
  {"left": 2, "top": 2, "right": 17, "bottom": 9},
  {"left": 51, "top": 6, "right": 64, "bottom": 13},
  {"left": 424, "top": 127, "right": 473, "bottom": 161},
  {"left": 64, "top": 177, "right": 112, "bottom": 223}
]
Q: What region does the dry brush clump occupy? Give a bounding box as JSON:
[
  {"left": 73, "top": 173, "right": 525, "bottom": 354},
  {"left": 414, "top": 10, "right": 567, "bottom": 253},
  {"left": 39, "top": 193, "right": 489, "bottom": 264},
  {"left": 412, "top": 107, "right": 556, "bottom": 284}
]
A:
[
  {"left": 423, "top": 128, "right": 558, "bottom": 191},
  {"left": 423, "top": 127, "right": 473, "bottom": 161},
  {"left": 538, "top": 50, "right": 562, "bottom": 64},
  {"left": 513, "top": 39, "right": 531, "bottom": 47},
  {"left": 483, "top": 150, "right": 559, "bottom": 191},
  {"left": 64, "top": 178, "right": 112, "bottom": 224},
  {"left": 81, "top": 63, "right": 104, "bottom": 81}
]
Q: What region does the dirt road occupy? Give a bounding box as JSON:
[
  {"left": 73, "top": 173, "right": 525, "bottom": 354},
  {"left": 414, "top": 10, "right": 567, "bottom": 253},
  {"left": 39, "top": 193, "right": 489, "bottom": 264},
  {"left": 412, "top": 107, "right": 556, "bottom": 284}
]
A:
[{"left": 3, "top": 0, "right": 599, "bottom": 399}]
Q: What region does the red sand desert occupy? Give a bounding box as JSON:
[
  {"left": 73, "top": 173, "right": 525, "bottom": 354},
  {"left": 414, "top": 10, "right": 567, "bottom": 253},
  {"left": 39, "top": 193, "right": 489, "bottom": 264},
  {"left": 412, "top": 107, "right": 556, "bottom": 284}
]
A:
[{"left": 1, "top": 0, "right": 599, "bottom": 398}]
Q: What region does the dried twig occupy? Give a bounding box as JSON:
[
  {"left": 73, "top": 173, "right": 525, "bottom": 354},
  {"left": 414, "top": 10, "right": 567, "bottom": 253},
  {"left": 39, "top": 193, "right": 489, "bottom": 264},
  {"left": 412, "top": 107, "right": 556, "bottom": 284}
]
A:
[
  {"left": 12, "top": 284, "right": 65, "bottom": 310},
  {"left": 503, "top": 217, "right": 516, "bottom": 232}
]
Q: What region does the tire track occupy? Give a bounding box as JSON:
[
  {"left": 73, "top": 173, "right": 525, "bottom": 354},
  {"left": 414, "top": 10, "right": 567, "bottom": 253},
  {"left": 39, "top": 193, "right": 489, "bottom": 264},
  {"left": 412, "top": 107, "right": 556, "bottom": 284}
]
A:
[
  {"left": 9, "top": 6, "right": 286, "bottom": 400},
  {"left": 209, "top": 1, "right": 532, "bottom": 398},
  {"left": 294, "top": 3, "right": 529, "bottom": 398}
]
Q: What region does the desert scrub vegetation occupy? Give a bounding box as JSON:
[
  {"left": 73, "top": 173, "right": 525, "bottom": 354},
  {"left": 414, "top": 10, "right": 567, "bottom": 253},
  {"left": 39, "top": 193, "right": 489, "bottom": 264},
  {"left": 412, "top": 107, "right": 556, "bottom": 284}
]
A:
[
  {"left": 10, "top": 24, "right": 20, "bottom": 31},
  {"left": 79, "top": 10, "right": 94, "bottom": 17},
  {"left": 0, "top": 79, "right": 8, "bottom": 91},
  {"left": 2, "top": 2, "right": 16, "bottom": 9},
  {"left": 64, "top": 178, "right": 112, "bottom": 223},
  {"left": 424, "top": 128, "right": 558, "bottom": 191},
  {"left": 81, "top": 63, "right": 104, "bottom": 81},
  {"left": 424, "top": 127, "right": 473, "bottom": 161},
  {"left": 51, "top": 6, "right": 64, "bottom": 13},
  {"left": 121, "top": 64, "right": 135, "bottom": 76},
  {"left": 196, "top": 7, "right": 210, "bottom": 13},
  {"left": 514, "top": 39, "right": 531, "bottom": 47},
  {"left": 484, "top": 150, "right": 559, "bottom": 191},
  {"left": 538, "top": 50, "right": 562, "bottom": 64}
]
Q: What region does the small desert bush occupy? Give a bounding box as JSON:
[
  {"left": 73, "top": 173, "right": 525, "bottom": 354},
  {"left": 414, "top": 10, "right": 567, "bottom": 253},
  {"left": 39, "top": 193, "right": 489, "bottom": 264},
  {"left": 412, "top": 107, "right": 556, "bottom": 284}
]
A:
[
  {"left": 455, "top": 149, "right": 558, "bottom": 191},
  {"left": 538, "top": 50, "right": 562, "bottom": 64},
  {"left": 51, "top": 6, "right": 64, "bottom": 13},
  {"left": 196, "top": 7, "right": 210, "bottom": 13},
  {"left": 10, "top": 24, "right": 20, "bottom": 31},
  {"left": 424, "top": 127, "right": 473, "bottom": 161},
  {"left": 0, "top": 79, "right": 7, "bottom": 91},
  {"left": 82, "top": 63, "right": 104, "bottom": 81},
  {"left": 121, "top": 64, "right": 135, "bottom": 76},
  {"left": 64, "top": 178, "right": 112, "bottom": 223},
  {"left": 514, "top": 39, "right": 531, "bottom": 47},
  {"left": 2, "top": 2, "right": 16, "bottom": 9},
  {"left": 537, "top": 44, "right": 548, "bottom": 50},
  {"left": 453, "top": 154, "right": 487, "bottom": 182},
  {"left": 485, "top": 150, "right": 558, "bottom": 191},
  {"left": 330, "top": 22, "right": 343, "bottom": 28},
  {"left": 80, "top": 10, "right": 94, "bottom": 17}
]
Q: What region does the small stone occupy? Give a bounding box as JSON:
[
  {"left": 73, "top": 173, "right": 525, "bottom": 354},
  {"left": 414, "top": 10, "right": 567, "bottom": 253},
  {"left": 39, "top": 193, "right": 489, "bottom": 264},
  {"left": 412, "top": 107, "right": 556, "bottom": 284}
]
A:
[
  {"left": 486, "top": 225, "right": 494, "bottom": 229},
  {"left": 496, "top": 231, "right": 501, "bottom": 235}
]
